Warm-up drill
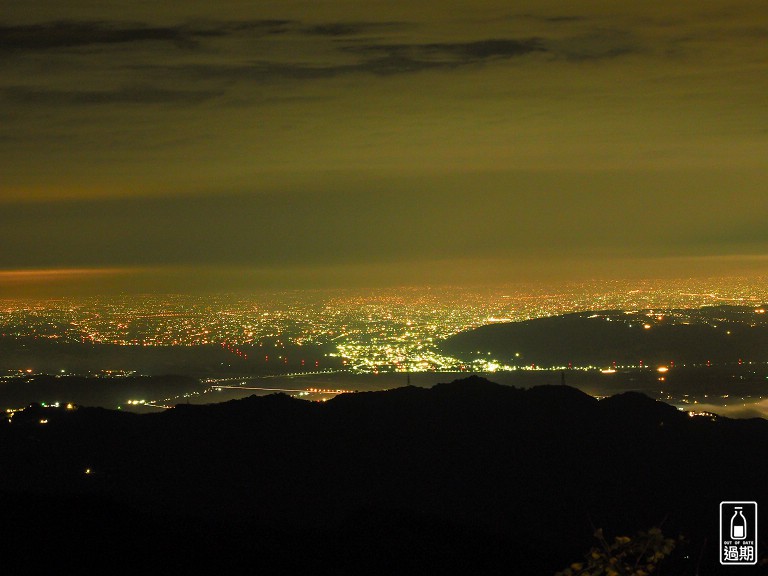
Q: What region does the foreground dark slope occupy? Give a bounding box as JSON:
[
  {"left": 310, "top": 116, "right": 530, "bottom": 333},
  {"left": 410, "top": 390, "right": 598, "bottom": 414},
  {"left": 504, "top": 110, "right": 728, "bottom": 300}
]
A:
[{"left": 1, "top": 377, "right": 766, "bottom": 575}]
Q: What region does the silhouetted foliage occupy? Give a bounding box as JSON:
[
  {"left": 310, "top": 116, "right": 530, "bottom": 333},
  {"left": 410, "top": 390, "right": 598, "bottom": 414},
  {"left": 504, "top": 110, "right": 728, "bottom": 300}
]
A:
[{"left": 557, "top": 527, "right": 679, "bottom": 576}]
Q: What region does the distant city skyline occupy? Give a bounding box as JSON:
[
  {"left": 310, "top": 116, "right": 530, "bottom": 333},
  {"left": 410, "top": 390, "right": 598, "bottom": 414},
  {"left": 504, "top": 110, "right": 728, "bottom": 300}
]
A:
[{"left": 1, "top": 1, "right": 766, "bottom": 295}]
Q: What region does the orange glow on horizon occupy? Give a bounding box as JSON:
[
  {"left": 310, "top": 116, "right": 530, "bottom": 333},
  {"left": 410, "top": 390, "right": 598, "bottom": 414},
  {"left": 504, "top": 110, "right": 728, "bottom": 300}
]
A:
[{"left": 0, "top": 268, "right": 139, "bottom": 283}]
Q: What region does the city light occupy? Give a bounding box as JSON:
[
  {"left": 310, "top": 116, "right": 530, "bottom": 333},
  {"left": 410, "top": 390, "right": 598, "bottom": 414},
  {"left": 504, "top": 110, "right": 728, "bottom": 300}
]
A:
[{"left": 0, "top": 280, "right": 766, "bottom": 412}]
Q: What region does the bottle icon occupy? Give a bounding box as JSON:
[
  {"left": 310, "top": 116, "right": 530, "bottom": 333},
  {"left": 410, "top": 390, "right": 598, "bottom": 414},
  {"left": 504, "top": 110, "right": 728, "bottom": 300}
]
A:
[{"left": 731, "top": 507, "right": 747, "bottom": 540}]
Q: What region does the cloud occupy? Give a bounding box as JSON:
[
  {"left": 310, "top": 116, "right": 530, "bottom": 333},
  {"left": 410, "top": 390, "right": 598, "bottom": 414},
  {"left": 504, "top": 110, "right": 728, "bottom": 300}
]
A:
[
  {"left": 0, "top": 17, "right": 632, "bottom": 94},
  {"left": 2, "top": 85, "right": 223, "bottom": 106},
  {"left": 514, "top": 14, "right": 586, "bottom": 24},
  {"left": 1, "top": 5, "right": 765, "bottom": 228},
  {"left": 0, "top": 20, "right": 294, "bottom": 53},
  {"left": 690, "top": 401, "right": 768, "bottom": 420},
  {"left": 345, "top": 38, "right": 548, "bottom": 75},
  {"left": 0, "top": 19, "right": 409, "bottom": 57},
  {"left": 156, "top": 36, "right": 548, "bottom": 84},
  {"left": 551, "top": 30, "right": 640, "bottom": 61},
  {"left": 346, "top": 38, "right": 547, "bottom": 65},
  {"left": 0, "top": 21, "right": 204, "bottom": 52},
  {"left": 301, "top": 21, "right": 406, "bottom": 37}
]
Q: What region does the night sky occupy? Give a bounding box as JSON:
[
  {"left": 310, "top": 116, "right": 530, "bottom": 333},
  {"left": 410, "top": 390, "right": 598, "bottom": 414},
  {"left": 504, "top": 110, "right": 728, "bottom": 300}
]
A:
[{"left": 2, "top": 1, "right": 767, "bottom": 295}]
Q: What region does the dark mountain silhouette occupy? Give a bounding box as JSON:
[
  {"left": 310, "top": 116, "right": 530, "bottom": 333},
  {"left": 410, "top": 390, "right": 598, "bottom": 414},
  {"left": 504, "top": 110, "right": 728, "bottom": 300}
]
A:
[
  {"left": 441, "top": 306, "right": 768, "bottom": 366},
  {"left": 0, "top": 376, "right": 766, "bottom": 575}
]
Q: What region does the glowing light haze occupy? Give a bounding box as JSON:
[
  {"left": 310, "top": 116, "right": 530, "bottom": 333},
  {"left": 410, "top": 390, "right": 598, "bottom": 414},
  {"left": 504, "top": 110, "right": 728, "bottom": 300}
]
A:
[{"left": 1, "top": 1, "right": 766, "bottom": 295}]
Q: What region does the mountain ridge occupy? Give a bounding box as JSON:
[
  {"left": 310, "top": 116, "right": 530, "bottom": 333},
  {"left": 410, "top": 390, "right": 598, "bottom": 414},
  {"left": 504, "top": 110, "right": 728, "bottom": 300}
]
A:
[{"left": 0, "top": 376, "right": 765, "bottom": 575}]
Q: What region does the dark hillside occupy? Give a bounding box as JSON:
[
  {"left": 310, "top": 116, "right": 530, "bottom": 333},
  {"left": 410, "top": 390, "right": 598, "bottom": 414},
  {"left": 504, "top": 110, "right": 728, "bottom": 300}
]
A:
[
  {"left": 0, "top": 376, "right": 765, "bottom": 575},
  {"left": 441, "top": 308, "right": 768, "bottom": 366}
]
